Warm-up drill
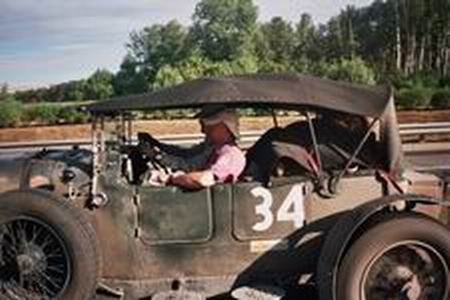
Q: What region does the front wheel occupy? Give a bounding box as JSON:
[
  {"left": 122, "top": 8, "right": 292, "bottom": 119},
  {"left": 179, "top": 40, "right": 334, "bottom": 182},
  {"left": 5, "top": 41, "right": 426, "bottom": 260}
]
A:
[
  {"left": 0, "top": 190, "right": 100, "bottom": 299},
  {"left": 337, "top": 213, "right": 450, "bottom": 300}
]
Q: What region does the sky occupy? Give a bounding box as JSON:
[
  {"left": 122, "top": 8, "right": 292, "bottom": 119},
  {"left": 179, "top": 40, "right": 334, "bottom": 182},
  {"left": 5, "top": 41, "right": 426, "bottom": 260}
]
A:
[{"left": 0, "top": 0, "right": 373, "bottom": 89}]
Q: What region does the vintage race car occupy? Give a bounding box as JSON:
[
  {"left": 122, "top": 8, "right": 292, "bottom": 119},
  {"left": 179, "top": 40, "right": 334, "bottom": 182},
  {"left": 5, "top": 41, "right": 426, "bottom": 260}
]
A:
[{"left": 0, "top": 74, "right": 449, "bottom": 300}]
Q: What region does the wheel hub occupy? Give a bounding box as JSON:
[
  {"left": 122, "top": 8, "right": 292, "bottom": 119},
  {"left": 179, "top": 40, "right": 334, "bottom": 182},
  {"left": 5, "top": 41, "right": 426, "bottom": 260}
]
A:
[
  {"left": 16, "top": 244, "right": 46, "bottom": 276},
  {"left": 363, "top": 242, "right": 449, "bottom": 300}
]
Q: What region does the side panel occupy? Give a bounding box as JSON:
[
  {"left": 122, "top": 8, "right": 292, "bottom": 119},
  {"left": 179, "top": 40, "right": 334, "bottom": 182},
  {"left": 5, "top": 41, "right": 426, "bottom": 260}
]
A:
[
  {"left": 138, "top": 186, "right": 214, "bottom": 244},
  {"left": 233, "top": 180, "right": 309, "bottom": 241},
  {"left": 98, "top": 182, "right": 327, "bottom": 286},
  {"left": 308, "top": 175, "right": 383, "bottom": 222},
  {"left": 100, "top": 175, "right": 382, "bottom": 281}
]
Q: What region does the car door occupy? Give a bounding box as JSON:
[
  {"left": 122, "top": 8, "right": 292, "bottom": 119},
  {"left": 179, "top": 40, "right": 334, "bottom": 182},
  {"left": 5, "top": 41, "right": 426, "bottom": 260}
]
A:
[
  {"left": 137, "top": 185, "right": 214, "bottom": 245},
  {"left": 232, "top": 177, "right": 311, "bottom": 241}
]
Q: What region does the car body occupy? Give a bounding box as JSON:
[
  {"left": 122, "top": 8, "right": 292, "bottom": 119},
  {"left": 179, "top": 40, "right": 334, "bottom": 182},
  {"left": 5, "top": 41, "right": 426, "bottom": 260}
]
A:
[{"left": 0, "top": 74, "right": 449, "bottom": 300}]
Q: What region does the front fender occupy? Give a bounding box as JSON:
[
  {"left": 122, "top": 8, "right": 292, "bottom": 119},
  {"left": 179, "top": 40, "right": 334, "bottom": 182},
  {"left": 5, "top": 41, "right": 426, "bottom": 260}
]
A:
[
  {"left": 316, "top": 193, "right": 450, "bottom": 300},
  {"left": 0, "top": 158, "right": 27, "bottom": 193}
]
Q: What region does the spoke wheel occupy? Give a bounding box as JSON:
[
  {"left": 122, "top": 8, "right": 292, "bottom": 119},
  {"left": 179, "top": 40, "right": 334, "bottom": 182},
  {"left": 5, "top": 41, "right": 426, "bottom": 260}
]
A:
[
  {"left": 0, "top": 190, "right": 99, "bottom": 300},
  {"left": 0, "top": 216, "right": 71, "bottom": 299},
  {"left": 362, "top": 241, "right": 448, "bottom": 300},
  {"left": 336, "top": 213, "right": 450, "bottom": 300}
]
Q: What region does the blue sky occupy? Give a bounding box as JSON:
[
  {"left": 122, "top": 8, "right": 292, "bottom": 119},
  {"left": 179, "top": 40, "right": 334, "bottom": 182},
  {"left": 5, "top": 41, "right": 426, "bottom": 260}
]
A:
[{"left": 0, "top": 0, "right": 372, "bottom": 89}]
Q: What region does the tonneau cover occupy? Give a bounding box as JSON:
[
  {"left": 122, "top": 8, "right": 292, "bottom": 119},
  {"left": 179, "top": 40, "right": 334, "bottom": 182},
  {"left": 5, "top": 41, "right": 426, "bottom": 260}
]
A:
[{"left": 86, "top": 73, "right": 391, "bottom": 117}]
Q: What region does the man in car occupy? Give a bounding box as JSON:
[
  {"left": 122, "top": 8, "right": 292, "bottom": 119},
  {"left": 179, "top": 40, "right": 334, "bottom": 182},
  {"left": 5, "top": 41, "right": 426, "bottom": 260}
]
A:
[{"left": 139, "top": 105, "right": 246, "bottom": 189}]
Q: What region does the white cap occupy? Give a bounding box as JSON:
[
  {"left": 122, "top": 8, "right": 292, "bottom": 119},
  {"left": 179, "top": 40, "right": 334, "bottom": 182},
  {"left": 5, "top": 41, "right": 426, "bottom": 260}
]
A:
[{"left": 197, "top": 105, "right": 239, "bottom": 138}]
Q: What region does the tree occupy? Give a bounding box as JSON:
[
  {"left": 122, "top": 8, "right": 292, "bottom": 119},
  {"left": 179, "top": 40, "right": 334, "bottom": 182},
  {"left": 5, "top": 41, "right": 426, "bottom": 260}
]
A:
[
  {"left": 0, "top": 96, "right": 23, "bottom": 128},
  {"left": 85, "top": 69, "right": 114, "bottom": 100},
  {"left": 326, "top": 57, "right": 376, "bottom": 85},
  {"left": 64, "top": 80, "right": 87, "bottom": 101},
  {"left": 113, "top": 55, "right": 149, "bottom": 96},
  {"left": 340, "top": 6, "right": 359, "bottom": 59},
  {"left": 191, "top": 0, "right": 258, "bottom": 61},
  {"left": 256, "top": 17, "right": 296, "bottom": 71},
  {"left": 153, "top": 51, "right": 258, "bottom": 89},
  {"left": 350, "top": 0, "right": 449, "bottom": 76},
  {"left": 0, "top": 83, "right": 8, "bottom": 101},
  {"left": 292, "top": 13, "right": 318, "bottom": 70},
  {"left": 126, "top": 20, "right": 191, "bottom": 84}
]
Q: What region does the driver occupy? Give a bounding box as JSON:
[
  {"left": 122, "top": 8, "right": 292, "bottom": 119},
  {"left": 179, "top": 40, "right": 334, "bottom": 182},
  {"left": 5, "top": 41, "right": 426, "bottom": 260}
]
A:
[{"left": 139, "top": 105, "right": 246, "bottom": 189}]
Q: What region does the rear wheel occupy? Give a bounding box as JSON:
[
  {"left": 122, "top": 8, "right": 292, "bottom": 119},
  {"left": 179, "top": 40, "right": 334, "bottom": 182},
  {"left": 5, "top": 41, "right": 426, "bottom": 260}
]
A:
[
  {"left": 337, "top": 213, "right": 450, "bottom": 300},
  {"left": 0, "top": 190, "right": 99, "bottom": 299}
]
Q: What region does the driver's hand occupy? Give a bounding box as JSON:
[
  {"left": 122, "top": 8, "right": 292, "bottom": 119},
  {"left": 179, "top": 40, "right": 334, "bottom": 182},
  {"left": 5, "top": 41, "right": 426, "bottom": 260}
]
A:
[
  {"left": 138, "top": 142, "right": 159, "bottom": 158},
  {"left": 138, "top": 132, "right": 160, "bottom": 147}
]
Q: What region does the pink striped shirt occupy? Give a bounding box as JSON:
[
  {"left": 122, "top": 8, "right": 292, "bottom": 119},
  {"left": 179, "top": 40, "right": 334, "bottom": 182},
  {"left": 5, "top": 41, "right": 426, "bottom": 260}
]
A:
[{"left": 207, "top": 143, "right": 246, "bottom": 183}]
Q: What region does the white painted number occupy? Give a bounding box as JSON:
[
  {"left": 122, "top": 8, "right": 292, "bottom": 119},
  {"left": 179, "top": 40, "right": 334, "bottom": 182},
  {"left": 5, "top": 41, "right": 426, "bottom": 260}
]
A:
[
  {"left": 276, "top": 185, "right": 305, "bottom": 228},
  {"left": 251, "top": 185, "right": 305, "bottom": 232},
  {"left": 251, "top": 187, "right": 274, "bottom": 231}
]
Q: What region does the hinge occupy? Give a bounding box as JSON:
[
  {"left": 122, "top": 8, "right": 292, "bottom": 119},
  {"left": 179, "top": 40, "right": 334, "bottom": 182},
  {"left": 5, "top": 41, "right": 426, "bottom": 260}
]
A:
[
  {"left": 134, "top": 227, "right": 141, "bottom": 238},
  {"left": 133, "top": 194, "right": 141, "bottom": 239},
  {"left": 133, "top": 194, "right": 140, "bottom": 207}
]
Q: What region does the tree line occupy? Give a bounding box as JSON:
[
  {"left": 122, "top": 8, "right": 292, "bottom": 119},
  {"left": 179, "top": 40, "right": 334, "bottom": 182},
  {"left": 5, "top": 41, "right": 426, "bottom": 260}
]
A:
[{"left": 2, "top": 0, "right": 450, "bottom": 108}]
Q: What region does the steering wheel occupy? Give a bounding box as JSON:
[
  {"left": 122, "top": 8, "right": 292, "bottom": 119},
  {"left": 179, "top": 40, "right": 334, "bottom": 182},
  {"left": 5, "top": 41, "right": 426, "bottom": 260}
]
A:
[{"left": 136, "top": 133, "right": 169, "bottom": 173}]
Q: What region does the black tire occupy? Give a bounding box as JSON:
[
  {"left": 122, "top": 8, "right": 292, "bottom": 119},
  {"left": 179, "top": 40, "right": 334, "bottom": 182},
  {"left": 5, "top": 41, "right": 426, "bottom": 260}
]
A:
[
  {"left": 0, "top": 189, "right": 100, "bottom": 300},
  {"left": 337, "top": 213, "right": 450, "bottom": 300}
]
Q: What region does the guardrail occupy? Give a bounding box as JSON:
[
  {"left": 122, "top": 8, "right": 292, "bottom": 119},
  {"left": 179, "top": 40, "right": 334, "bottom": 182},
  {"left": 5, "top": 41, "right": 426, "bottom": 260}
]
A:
[{"left": 0, "top": 122, "right": 449, "bottom": 151}]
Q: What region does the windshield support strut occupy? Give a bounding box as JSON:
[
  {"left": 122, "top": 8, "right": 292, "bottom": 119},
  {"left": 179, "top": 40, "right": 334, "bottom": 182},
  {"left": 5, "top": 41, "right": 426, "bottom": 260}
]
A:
[
  {"left": 305, "top": 112, "right": 323, "bottom": 176},
  {"left": 271, "top": 109, "right": 279, "bottom": 128},
  {"left": 335, "top": 117, "right": 380, "bottom": 182},
  {"left": 90, "top": 115, "right": 108, "bottom": 208}
]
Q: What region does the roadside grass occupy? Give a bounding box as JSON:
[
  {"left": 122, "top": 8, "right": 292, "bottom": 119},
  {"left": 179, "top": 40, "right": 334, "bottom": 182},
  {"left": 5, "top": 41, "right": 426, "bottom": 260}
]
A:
[{"left": 1, "top": 90, "right": 450, "bottom": 129}]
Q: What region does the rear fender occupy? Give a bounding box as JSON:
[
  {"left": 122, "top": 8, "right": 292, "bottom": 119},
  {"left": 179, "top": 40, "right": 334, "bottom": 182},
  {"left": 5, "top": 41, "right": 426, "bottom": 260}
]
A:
[{"left": 316, "top": 193, "right": 450, "bottom": 300}]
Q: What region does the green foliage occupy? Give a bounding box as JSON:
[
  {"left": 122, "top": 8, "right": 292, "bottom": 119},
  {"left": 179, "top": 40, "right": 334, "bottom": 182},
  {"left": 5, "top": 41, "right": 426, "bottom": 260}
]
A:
[
  {"left": 57, "top": 109, "right": 90, "bottom": 124},
  {"left": 24, "top": 104, "right": 63, "bottom": 124},
  {"left": 126, "top": 20, "right": 191, "bottom": 83},
  {"left": 64, "top": 80, "right": 87, "bottom": 101},
  {"left": 177, "top": 54, "right": 217, "bottom": 81},
  {"left": 438, "top": 75, "right": 450, "bottom": 88},
  {"left": 153, "top": 51, "right": 258, "bottom": 89},
  {"left": 113, "top": 56, "right": 149, "bottom": 96},
  {"left": 256, "top": 17, "right": 295, "bottom": 67},
  {"left": 392, "top": 73, "right": 441, "bottom": 90},
  {"left": 309, "top": 58, "right": 376, "bottom": 85},
  {"left": 192, "top": 0, "right": 258, "bottom": 61},
  {"left": 228, "top": 52, "right": 259, "bottom": 74},
  {"left": 22, "top": 103, "right": 90, "bottom": 125},
  {"left": 326, "top": 57, "right": 376, "bottom": 85},
  {"left": 85, "top": 69, "right": 114, "bottom": 100},
  {"left": 0, "top": 98, "right": 23, "bottom": 128},
  {"left": 395, "top": 88, "right": 433, "bottom": 109},
  {"left": 0, "top": 83, "right": 9, "bottom": 100},
  {"left": 430, "top": 90, "right": 450, "bottom": 109},
  {"left": 153, "top": 66, "right": 185, "bottom": 90}
]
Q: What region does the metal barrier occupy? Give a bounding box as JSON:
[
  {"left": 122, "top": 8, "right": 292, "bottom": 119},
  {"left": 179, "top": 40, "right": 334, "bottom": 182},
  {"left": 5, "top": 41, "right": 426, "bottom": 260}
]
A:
[{"left": 0, "top": 122, "right": 449, "bottom": 151}]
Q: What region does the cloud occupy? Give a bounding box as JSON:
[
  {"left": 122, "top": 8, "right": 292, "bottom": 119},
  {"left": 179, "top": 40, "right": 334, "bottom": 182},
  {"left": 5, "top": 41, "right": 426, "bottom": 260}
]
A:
[
  {"left": 0, "top": 0, "right": 374, "bottom": 88},
  {"left": 0, "top": 0, "right": 199, "bottom": 86}
]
